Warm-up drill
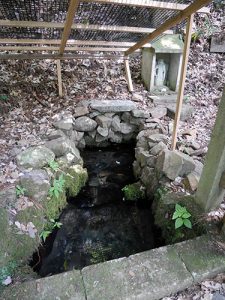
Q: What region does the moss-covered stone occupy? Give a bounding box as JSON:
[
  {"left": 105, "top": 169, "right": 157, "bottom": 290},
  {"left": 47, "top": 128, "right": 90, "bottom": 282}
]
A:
[
  {"left": 43, "top": 192, "right": 67, "bottom": 221},
  {"left": 122, "top": 182, "right": 145, "bottom": 201},
  {"left": 64, "top": 164, "right": 88, "bottom": 198},
  {"left": 153, "top": 190, "right": 206, "bottom": 244}
]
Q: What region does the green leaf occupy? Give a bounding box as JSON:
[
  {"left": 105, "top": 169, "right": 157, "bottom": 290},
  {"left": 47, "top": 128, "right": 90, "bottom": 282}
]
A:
[
  {"left": 183, "top": 219, "right": 192, "bottom": 229},
  {"left": 175, "top": 218, "right": 183, "bottom": 229},
  {"left": 172, "top": 211, "right": 180, "bottom": 220},
  {"left": 182, "top": 212, "right": 191, "bottom": 219},
  {"left": 40, "top": 231, "right": 51, "bottom": 242}
]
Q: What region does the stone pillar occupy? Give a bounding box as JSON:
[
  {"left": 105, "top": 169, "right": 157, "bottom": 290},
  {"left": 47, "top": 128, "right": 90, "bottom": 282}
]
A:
[{"left": 196, "top": 87, "right": 225, "bottom": 212}]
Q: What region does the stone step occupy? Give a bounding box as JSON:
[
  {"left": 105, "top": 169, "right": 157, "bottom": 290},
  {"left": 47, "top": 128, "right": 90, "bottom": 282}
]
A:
[
  {"left": 149, "top": 95, "right": 177, "bottom": 105},
  {"left": 167, "top": 104, "right": 194, "bottom": 121},
  {"left": 80, "top": 100, "right": 137, "bottom": 113},
  {"left": 2, "top": 235, "right": 225, "bottom": 300}
]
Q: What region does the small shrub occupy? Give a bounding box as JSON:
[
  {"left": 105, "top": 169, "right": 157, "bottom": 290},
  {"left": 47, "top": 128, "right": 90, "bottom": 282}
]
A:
[
  {"left": 172, "top": 204, "right": 192, "bottom": 229},
  {"left": 40, "top": 219, "right": 62, "bottom": 242},
  {"left": 16, "top": 185, "right": 26, "bottom": 197},
  {"left": 122, "top": 182, "right": 145, "bottom": 201},
  {"left": 48, "top": 160, "right": 59, "bottom": 172},
  {"left": 49, "top": 174, "right": 65, "bottom": 198}
]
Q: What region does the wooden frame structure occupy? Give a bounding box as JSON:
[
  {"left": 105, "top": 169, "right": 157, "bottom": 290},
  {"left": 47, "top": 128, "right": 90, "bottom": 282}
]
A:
[{"left": 0, "top": 0, "right": 211, "bottom": 148}]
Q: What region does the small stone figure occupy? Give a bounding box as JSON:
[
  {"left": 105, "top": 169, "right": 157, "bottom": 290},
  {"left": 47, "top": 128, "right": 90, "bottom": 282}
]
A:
[{"left": 154, "top": 59, "right": 168, "bottom": 87}]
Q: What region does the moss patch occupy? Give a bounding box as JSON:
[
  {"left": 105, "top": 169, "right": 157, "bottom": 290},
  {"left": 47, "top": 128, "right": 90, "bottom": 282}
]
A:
[
  {"left": 122, "top": 182, "right": 145, "bottom": 201},
  {"left": 64, "top": 164, "right": 88, "bottom": 198}
]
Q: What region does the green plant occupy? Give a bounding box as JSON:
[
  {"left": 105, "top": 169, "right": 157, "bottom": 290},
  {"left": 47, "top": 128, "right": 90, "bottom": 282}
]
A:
[
  {"left": 48, "top": 160, "right": 59, "bottom": 172},
  {"left": 49, "top": 174, "right": 65, "bottom": 198},
  {"left": 154, "top": 186, "right": 168, "bottom": 201},
  {"left": 192, "top": 16, "right": 215, "bottom": 42},
  {"left": 0, "top": 95, "right": 8, "bottom": 102},
  {"left": 172, "top": 204, "right": 192, "bottom": 229},
  {"left": 16, "top": 185, "right": 26, "bottom": 197},
  {"left": 40, "top": 219, "right": 62, "bottom": 242},
  {"left": 122, "top": 183, "right": 145, "bottom": 201},
  {"left": 0, "top": 261, "right": 17, "bottom": 284}
]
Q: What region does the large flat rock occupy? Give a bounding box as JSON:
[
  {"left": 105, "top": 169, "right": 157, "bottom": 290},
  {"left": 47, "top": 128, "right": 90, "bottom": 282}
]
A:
[
  {"left": 82, "top": 246, "right": 193, "bottom": 300},
  {"left": 88, "top": 100, "right": 136, "bottom": 113},
  {"left": 167, "top": 104, "right": 194, "bottom": 121},
  {"left": 173, "top": 235, "right": 225, "bottom": 282},
  {"left": 1, "top": 270, "right": 86, "bottom": 300},
  {"left": 149, "top": 95, "right": 177, "bottom": 106}
]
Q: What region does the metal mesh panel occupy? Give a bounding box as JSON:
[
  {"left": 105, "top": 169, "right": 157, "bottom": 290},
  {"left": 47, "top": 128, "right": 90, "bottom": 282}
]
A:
[{"left": 0, "top": 0, "right": 193, "bottom": 41}]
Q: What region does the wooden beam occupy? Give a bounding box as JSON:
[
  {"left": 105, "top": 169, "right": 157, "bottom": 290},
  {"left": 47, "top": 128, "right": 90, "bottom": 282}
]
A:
[
  {"left": 83, "top": 0, "right": 210, "bottom": 13},
  {"left": 0, "top": 46, "right": 132, "bottom": 52},
  {"left": 59, "top": 0, "right": 80, "bottom": 55},
  {"left": 125, "top": 0, "right": 212, "bottom": 55},
  {"left": 56, "top": 60, "right": 63, "bottom": 97},
  {"left": 0, "top": 20, "right": 173, "bottom": 34},
  {"left": 0, "top": 39, "right": 122, "bottom": 47},
  {"left": 0, "top": 38, "right": 151, "bottom": 47},
  {"left": 171, "top": 14, "right": 194, "bottom": 151},
  {"left": 124, "top": 58, "right": 133, "bottom": 92},
  {"left": 0, "top": 53, "right": 126, "bottom": 60}
]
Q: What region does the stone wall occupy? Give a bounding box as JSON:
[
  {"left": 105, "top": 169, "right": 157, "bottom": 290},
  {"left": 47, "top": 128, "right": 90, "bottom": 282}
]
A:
[{"left": 0, "top": 100, "right": 203, "bottom": 287}]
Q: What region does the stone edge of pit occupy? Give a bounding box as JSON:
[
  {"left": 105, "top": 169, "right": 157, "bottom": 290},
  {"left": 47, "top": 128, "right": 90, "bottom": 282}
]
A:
[{"left": 2, "top": 234, "right": 225, "bottom": 300}]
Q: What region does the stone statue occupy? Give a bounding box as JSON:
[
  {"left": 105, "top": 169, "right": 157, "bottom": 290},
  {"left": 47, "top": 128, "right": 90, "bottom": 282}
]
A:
[{"left": 154, "top": 59, "right": 168, "bottom": 87}]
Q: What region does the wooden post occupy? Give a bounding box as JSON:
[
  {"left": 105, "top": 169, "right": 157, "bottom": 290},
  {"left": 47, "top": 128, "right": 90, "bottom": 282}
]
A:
[
  {"left": 56, "top": 60, "right": 63, "bottom": 97},
  {"left": 59, "top": 0, "right": 80, "bottom": 55},
  {"left": 124, "top": 58, "right": 134, "bottom": 92},
  {"left": 171, "top": 14, "right": 194, "bottom": 150}
]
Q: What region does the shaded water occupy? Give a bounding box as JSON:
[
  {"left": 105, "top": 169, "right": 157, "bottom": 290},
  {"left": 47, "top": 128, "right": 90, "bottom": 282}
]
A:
[{"left": 32, "top": 145, "right": 162, "bottom": 277}]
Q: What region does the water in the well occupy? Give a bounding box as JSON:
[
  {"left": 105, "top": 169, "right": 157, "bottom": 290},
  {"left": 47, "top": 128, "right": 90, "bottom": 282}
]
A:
[{"left": 34, "top": 145, "right": 160, "bottom": 277}]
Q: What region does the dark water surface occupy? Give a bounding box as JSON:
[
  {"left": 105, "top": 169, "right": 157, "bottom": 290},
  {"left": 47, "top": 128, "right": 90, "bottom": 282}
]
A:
[{"left": 32, "top": 145, "right": 162, "bottom": 277}]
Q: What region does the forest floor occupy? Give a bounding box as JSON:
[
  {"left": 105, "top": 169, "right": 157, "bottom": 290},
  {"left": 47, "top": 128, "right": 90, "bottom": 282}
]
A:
[{"left": 0, "top": 2, "right": 225, "bottom": 299}]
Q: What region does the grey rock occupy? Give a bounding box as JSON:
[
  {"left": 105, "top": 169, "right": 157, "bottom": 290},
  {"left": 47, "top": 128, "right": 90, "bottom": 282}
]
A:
[
  {"left": 53, "top": 114, "right": 73, "bottom": 131},
  {"left": 120, "top": 123, "right": 136, "bottom": 134},
  {"left": 121, "top": 112, "right": 131, "bottom": 123},
  {"left": 150, "top": 141, "right": 167, "bottom": 156},
  {"left": 71, "top": 130, "right": 84, "bottom": 142},
  {"left": 90, "top": 100, "right": 136, "bottom": 112},
  {"left": 45, "top": 137, "right": 80, "bottom": 160},
  {"left": 183, "top": 160, "right": 203, "bottom": 192},
  {"left": 167, "top": 104, "right": 194, "bottom": 121},
  {"left": 95, "top": 115, "right": 112, "bottom": 128},
  {"left": 133, "top": 161, "right": 142, "bottom": 179},
  {"left": 213, "top": 293, "right": 225, "bottom": 300},
  {"left": 136, "top": 137, "right": 149, "bottom": 150},
  {"left": 89, "top": 111, "right": 101, "bottom": 118},
  {"left": 135, "top": 148, "right": 151, "bottom": 168},
  {"left": 17, "top": 146, "right": 55, "bottom": 169},
  {"left": 57, "top": 152, "right": 83, "bottom": 168},
  {"left": 46, "top": 129, "right": 66, "bottom": 141},
  {"left": 74, "top": 106, "right": 89, "bottom": 118},
  {"left": 156, "top": 150, "right": 195, "bottom": 180},
  {"left": 178, "top": 152, "right": 197, "bottom": 177},
  {"left": 131, "top": 109, "right": 149, "bottom": 118},
  {"left": 156, "top": 150, "right": 183, "bottom": 180},
  {"left": 149, "top": 94, "right": 177, "bottom": 105},
  {"left": 88, "top": 130, "right": 96, "bottom": 139},
  {"left": 96, "top": 133, "right": 108, "bottom": 143},
  {"left": 20, "top": 169, "right": 50, "bottom": 201},
  {"left": 108, "top": 129, "right": 122, "bottom": 143},
  {"left": 123, "top": 132, "right": 136, "bottom": 142},
  {"left": 97, "top": 126, "right": 109, "bottom": 137},
  {"left": 0, "top": 186, "right": 17, "bottom": 209},
  {"left": 74, "top": 116, "right": 97, "bottom": 132},
  {"left": 140, "top": 166, "right": 155, "bottom": 186},
  {"left": 148, "top": 134, "right": 168, "bottom": 144},
  {"left": 149, "top": 106, "right": 167, "bottom": 119},
  {"left": 77, "top": 138, "right": 86, "bottom": 149},
  {"left": 132, "top": 93, "right": 143, "bottom": 102},
  {"left": 111, "top": 115, "right": 121, "bottom": 132},
  {"left": 104, "top": 113, "right": 115, "bottom": 118},
  {"left": 129, "top": 117, "right": 145, "bottom": 126}
]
